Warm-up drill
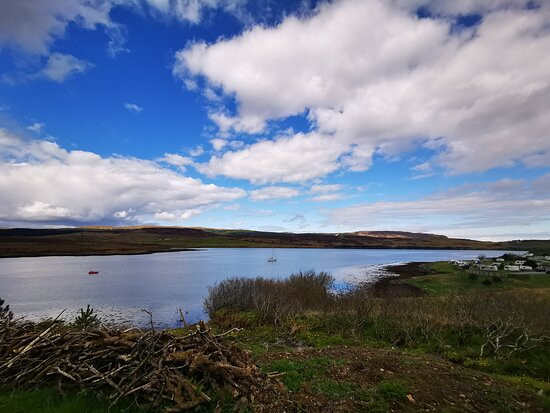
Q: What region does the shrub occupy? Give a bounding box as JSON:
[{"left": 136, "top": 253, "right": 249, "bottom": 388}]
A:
[
  {"left": 207, "top": 273, "right": 550, "bottom": 366},
  {"left": 204, "top": 271, "right": 334, "bottom": 324},
  {"left": 73, "top": 305, "right": 100, "bottom": 330},
  {"left": 0, "top": 298, "right": 14, "bottom": 327}
]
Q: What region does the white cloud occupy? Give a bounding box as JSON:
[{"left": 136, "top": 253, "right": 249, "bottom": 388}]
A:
[
  {"left": 308, "top": 184, "right": 344, "bottom": 201},
  {"left": 42, "top": 53, "right": 94, "bottom": 82},
  {"left": 27, "top": 122, "right": 45, "bottom": 133},
  {"left": 113, "top": 209, "right": 131, "bottom": 219},
  {"left": 0, "top": 128, "right": 245, "bottom": 226},
  {"left": 198, "top": 132, "right": 348, "bottom": 183},
  {"left": 411, "top": 162, "right": 432, "bottom": 172},
  {"left": 309, "top": 184, "right": 344, "bottom": 193},
  {"left": 0, "top": 0, "right": 123, "bottom": 55},
  {"left": 161, "top": 153, "right": 195, "bottom": 169},
  {"left": 145, "top": 0, "right": 247, "bottom": 23},
  {"left": 189, "top": 145, "right": 204, "bottom": 157},
  {"left": 208, "top": 111, "right": 265, "bottom": 135},
  {"left": 311, "top": 193, "right": 343, "bottom": 202},
  {"left": 249, "top": 186, "right": 299, "bottom": 201},
  {"left": 153, "top": 211, "right": 178, "bottom": 221},
  {"left": 210, "top": 138, "right": 227, "bottom": 151},
  {"left": 176, "top": 0, "right": 550, "bottom": 182},
  {"left": 17, "top": 201, "right": 71, "bottom": 221},
  {"left": 181, "top": 208, "right": 202, "bottom": 220},
  {"left": 124, "top": 102, "right": 143, "bottom": 113},
  {"left": 324, "top": 177, "right": 550, "bottom": 240},
  {"left": 410, "top": 161, "right": 436, "bottom": 179}
]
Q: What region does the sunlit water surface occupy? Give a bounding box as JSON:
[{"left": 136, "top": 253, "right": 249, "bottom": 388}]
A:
[{"left": 0, "top": 248, "right": 512, "bottom": 327}]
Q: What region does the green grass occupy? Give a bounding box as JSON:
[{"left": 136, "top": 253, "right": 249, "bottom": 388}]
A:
[
  {"left": 406, "top": 262, "right": 550, "bottom": 295},
  {"left": 261, "top": 357, "right": 411, "bottom": 411},
  {"left": 263, "top": 357, "right": 345, "bottom": 392},
  {"left": 376, "top": 379, "right": 408, "bottom": 402},
  {"left": 0, "top": 388, "right": 154, "bottom": 413}
]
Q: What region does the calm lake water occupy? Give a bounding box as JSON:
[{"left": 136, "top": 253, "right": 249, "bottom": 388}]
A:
[{"left": 0, "top": 248, "right": 512, "bottom": 327}]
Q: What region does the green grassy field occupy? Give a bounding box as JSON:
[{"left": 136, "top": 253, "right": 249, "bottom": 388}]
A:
[{"left": 406, "top": 262, "right": 550, "bottom": 295}]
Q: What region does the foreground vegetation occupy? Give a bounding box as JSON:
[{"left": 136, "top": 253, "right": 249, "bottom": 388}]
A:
[
  {"left": 2, "top": 262, "right": 550, "bottom": 412},
  {"left": 204, "top": 266, "right": 550, "bottom": 411}
]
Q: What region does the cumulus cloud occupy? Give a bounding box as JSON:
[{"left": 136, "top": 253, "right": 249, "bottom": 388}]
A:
[
  {"left": 197, "top": 132, "right": 349, "bottom": 183},
  {"left": 0, "top": 0, "right": 123, "bottom": 55},
  {"left": 41, "top": 53, "right": 94, "bottom": 82},
  {"left": 323, "top": 177, "right": 550, "bottom": 240},
  {"left": 0, "top": 128, "right": 245, "bottom": 226},
  {"left": 176, "top": 0, "right": 550, "bottom": 182},
  {"left": 249, "top": 186, "right": 299, "bottom": 201},
  {"left": 124, "top": 102, "right": 143, "bottom": 112}
]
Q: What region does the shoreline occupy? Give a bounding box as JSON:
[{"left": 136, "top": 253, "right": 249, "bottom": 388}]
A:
[
  {"left": 0, "top": 248, "right": 200, "bottom": 259},
  {"left": 370, "top": 261, "right": 427, "bottom": 297}
]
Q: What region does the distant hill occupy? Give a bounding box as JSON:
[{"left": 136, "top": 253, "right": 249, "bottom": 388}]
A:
[{"left": 0, "top": 226, "right": 548, "bottom": 258}]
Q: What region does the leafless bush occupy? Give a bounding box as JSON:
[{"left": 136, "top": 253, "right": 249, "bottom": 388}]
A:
[
  {"left": 320, "top": 283, "right": 377, "bottom": 333},
  {"left": 462, "top": 292, "right": 550, "bottom": 359},
  {"left": 370, "top": 291, "right": 550, "bottom": 355},
  {"left": 204, "top": 271, "right": 335, "bottom": 324},
  {"left": 370, "top": 296, "right": 449, "bottom": 345},
  {"left": 206, "top": 274, "right": 550, "bottom": 359}
]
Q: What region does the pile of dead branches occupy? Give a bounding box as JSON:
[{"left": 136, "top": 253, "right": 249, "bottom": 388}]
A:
[{"left": 0, "top": 311, "right": 278, "bottom": 411}]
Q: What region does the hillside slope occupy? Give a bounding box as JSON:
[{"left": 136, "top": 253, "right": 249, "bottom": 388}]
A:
[{"left": 1, "top": 226, "right": 547, "bottom": 258}]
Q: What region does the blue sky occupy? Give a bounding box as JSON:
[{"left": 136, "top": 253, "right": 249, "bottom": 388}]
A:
[{"left": 1, "top": 0, "right": 549, "bottom": 240}]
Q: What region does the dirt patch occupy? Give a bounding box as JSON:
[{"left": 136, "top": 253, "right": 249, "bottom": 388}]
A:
[{"left": 254, "top": 346, "right": 543, "bottom": 412}]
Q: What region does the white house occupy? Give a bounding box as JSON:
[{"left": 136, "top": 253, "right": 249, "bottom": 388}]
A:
[
  {"left": 504, "top": 265, "right": 520, "bottom": 272},
  {"left": 519, "top": 265, "right": 533, "bottom": 271}
]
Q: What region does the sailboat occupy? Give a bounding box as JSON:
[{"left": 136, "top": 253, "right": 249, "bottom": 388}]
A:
[{"left": 267, "top": 249, "right": 277, "bottom": 262}]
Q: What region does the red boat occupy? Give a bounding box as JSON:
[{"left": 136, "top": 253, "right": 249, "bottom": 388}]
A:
[{"left": 88, "top": 270, "right": 99, "bottom": 275}]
